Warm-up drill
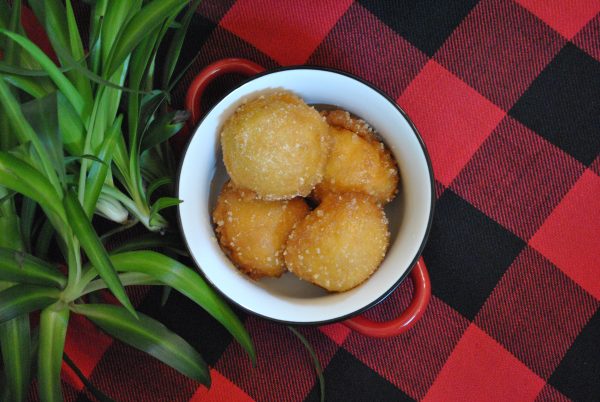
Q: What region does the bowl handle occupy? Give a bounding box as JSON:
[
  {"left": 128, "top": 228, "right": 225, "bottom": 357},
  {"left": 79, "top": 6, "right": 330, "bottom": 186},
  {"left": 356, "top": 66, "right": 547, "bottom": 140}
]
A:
[
  {"left": 183, "top": 58, "right": 432, "bottom": 337},
  {"left": 185, "top": 58, "right": 265, "bottom": 124},
  {"left": 342, "top": 257, "right": 431, "bottom": 337}
]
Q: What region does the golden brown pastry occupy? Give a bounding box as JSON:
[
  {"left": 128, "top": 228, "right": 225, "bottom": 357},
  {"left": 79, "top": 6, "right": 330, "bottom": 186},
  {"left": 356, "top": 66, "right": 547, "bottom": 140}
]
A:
[
  {"left": 213, "top": 182, "right": 310, "bottom": 279},
  {"left": 285, "top": 193, "right": 390, "bottom": 291},
  {"left": 313, "top": 123, "right": 399, "bottom": 203},
  {"left": 313, "top": 110, "right": 399, "bottom": 204},
  {"left": 220, "top": 90, "right": 330, "bottom": 200}
]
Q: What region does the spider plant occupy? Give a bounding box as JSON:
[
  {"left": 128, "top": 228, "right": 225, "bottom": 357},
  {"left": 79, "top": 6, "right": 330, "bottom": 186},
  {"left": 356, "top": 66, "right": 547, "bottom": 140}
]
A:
[{"left": 0, "top": 1, "right": 254, "bottom": 401}]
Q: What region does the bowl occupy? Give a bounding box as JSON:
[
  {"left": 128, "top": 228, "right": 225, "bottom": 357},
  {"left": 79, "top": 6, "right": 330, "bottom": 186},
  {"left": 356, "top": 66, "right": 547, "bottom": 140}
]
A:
[{"left": 178, "top": 59, "right": 435, "bottom": 332}]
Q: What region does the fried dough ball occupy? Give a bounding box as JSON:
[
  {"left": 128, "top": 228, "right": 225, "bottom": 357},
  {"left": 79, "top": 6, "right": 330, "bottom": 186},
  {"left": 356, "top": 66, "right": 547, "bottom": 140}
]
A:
[
  {"left": 285, "top": 193, "right": 390, "bottom": 292},
  {"left": 221, "top": 90, "right": 330, "bottom": 200},
  {"left": 314, "top": 110, "right": 398, "bottom": 203},
  {"left": 213, "top": 182, "right": 310, "bottom": 279}
]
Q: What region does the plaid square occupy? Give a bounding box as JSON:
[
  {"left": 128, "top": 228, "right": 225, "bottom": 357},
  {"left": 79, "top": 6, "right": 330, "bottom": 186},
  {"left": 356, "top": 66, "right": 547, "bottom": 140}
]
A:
[
  {"left": 435, "top": 0, "right": 565, "bottom": 110},
  {"left": 534, "top": 385, "right": 570, "bottom": 402},
  {"left": 423, "top": 325, "right": 545, "bottom": 402},
  {"left": 530, "top": 170, "right": 600, "bottom": 300},
  {"left": 215, "top": 317, "right": 338, "bottom": 402},
  {"left": 88, "top": 342, "right": 199, "bottom": 402},
  {"left": 549, "top": 309, "right": 600, "bottom": 401},
  {"left": 138, "top": 287, "right": 241, "bottom": 366},
  {"left": 423, "top": 190, "right": 525, "bottom": 319},
  {"left": 475, "top": 247, "right": 599, "bottom": 379},
  {"left": 197, "top": 0, "right": 236, "bottom": 23},
  {"left": 573, "top": 14, "right": 600, "bottom": 63},
  {"left": 220, "top": 0, "right": 353, "bottom": 65},
  {"left": 308, "top": 3, "right": 428, "bottom": 100},
  {"left": 304, "top": 349, "right": 414, "bottom": 402},
  {"left": 63, "top": 315, "right": 113, "bottom": 391},
  {"left": 318, "top": 323, "right": 351, "bottom": 346},
  {"left": 592, "top": 156, "right": 600, "bottom": 176},
  {"left": 434, "top": 180, "right": 446, "bottom": 200},
  {"left": 451, "top": 116, "right": 586, "bottom": 240},
  {"left": 398, "top": 60, "right": 505, "bottom": 186},
  {"left": 172, "top": 26, "right": 278, "bottom": 108},
  {"left": 514, "top": 0, "right": 600, "bottom": 39},
  {"left": 189, "top": 369, "right": 253, "bottom": 402},
  {"left": 357, "top": 0, "right": 479, "bottom": 56},
  {"left": 343, "top": 294, "right": 469, "bottom": 400},
  {"left": 510, "top": 43, "right": 600, "bottom": 166}
]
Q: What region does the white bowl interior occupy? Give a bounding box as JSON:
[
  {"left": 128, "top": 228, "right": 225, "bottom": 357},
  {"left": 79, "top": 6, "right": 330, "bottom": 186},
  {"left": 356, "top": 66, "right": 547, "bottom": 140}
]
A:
[{"left": 178, "top": 69, "right": 433, "bottom": 323}]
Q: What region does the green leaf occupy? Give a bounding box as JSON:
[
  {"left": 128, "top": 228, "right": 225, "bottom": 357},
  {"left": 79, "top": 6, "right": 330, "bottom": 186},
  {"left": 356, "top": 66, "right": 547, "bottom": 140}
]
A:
[
  {"left": 0, "top": 284, "right": 60, "bottom": 323},
  {"left": 83, "top": 116, "right": 122, "bottom": 218},
  {"left": 0, "top": 78, "right": 63, "bottom": 195},
  {"left": 64, "top": 0, "right": 92, "bottom": 100},
  {"left": 0, "top": 0, "right": 9, "bottom": 29},
  {"left": 63, "top": 354, "right": 116, "bottom": 402},
  {"left": 139, "top": 90, "right": 168, "bottom": 128},
  {"left": 34, "top": 219, "right": 55, "bottom": 261},
  {"left": 28, "top": 0, "right": 92, "bottom": 106},
  {"left": 105, "top": 0, "right": 187, "bottom": 77},
  {"left": 140, "top": 147, "right": 168, "bottom": 183},
  {"left": 21, "top": 94, "right": 64, "bottom": 183},
  {"left": 160, "top": 286, "right": 172, "bottom": 307},
  {"left": 140, "top": 110, "right": 187, "bottom": 152},
  {"left": 0, "top": 187, "right": 22, "bottom": 251},
  {"left": 162, "top": 0, "right": 202, "bottom": 87},
  {"left": 57, "top": 92, "right": 85, "bottom": 156},
  {"left": 2, "top": 74, "right": 51, "bottom": 98},
  {"left": 100, "top": 0, "right": 141, "bottom": 69},
  {"left": 0, "top": 61, "right": 73, "bottom": 77},
  {"left": 130, "top": 89, "right": 166, "bottom": 159},
  {"left": 80, "top": 272, "right": 160, "bottom": 296},
  {"left": 149, "top": 196, "right": 181, "bottom": 227},
  {"left": 108, "top": 232, "right": 187, "bottom": 256},
  {"left": 146, "top": 177, "right": 173, "bottom": 203},
  {"left": 88, "top": 0, "right": 107, "bottom": 73},
  {"left": 128, "top": 24, "right": 167, "bottom": 140},
  {"left": 0, "top": 314, "right": 31, "bottom": 402},
  {"left": 62, "top": 190, "right": 136, "bottom": 318},
  {"left": 38, "top": 305, "right": 69, "bottom": 402},
  {"left": 86, "top": 64, "right": 128, "bottom": 152},
  {"left": 71, "top": 304, "right": 209, "bottom": 385},
  {"left": 0, "top": 29, "right": 84, "bottom": 118},
  {"left": 41, "top": 40, "right": 157, "bottom": 96},
  {"left": 4, "top": 0, "right": 21, "bottom": 65},
  {"left": 0, "top": 151, "right": 66, "bottom": 224},
  {"left": 0, "top": 189, "right": 15, "bottom": 205},
  {"left": 64, "top": 154, "right": 106, "bottom": 166},
  {"left": 0, "top": 248, "right": 66, "bottom": 288},
  {"left": 19, "top": 198, "right": 36, "bottom": 253},
  {"left": 108, "top": 251, "right": 255, "bottom": 362}
]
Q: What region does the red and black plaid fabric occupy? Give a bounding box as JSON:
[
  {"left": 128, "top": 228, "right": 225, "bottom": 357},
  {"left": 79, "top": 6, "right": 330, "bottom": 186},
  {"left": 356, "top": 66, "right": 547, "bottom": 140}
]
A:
[{"left": 43, "top": 0, "right": 600, "bottom": 401}]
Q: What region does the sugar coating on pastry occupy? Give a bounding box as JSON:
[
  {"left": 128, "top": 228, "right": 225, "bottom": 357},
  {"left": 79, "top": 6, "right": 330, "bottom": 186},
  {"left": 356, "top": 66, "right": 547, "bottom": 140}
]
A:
[
  {"left": 285, "top": 193, "right": 390, "bottom": 292},
  {"left": 314, "top": 110, "right": 398, "bottom": 203},
  {"left": 221, "top": 90, "right": 330, "bottom": 200},
  {"left": 213, "top": 182, "right": 310, "bottom": 279}
]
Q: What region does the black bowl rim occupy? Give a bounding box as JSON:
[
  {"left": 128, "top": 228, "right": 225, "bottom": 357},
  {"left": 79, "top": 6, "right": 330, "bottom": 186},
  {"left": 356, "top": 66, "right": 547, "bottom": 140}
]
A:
[{"left": 177, "top": 64, "right": 436, "bottom": 327}]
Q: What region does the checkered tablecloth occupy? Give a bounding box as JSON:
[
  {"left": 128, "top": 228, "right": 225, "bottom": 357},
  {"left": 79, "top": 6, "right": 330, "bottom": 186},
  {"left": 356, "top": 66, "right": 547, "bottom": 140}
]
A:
[{"left": 43, "top": 1, "right": 600, "bottom": 401}]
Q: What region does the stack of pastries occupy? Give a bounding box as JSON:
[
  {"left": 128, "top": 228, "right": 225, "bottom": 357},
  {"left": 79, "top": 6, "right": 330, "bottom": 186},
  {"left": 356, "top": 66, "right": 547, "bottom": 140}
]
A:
[{"left": 212, "top": 90, "right": 399, "bottom": 292}]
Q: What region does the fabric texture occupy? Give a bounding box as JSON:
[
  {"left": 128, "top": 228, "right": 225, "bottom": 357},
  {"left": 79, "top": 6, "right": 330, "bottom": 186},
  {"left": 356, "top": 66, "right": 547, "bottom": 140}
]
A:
[{"left": 34, "top": 0, "right": 600, "bottom": 401}]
